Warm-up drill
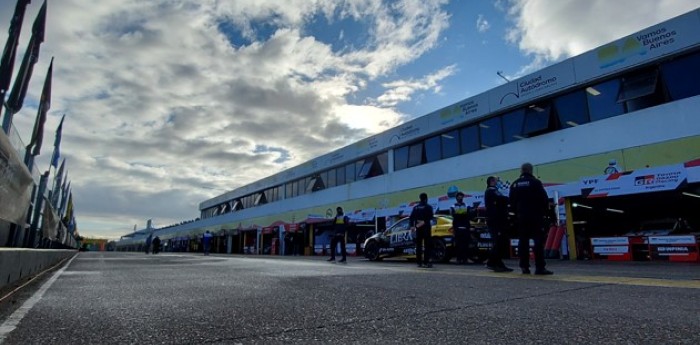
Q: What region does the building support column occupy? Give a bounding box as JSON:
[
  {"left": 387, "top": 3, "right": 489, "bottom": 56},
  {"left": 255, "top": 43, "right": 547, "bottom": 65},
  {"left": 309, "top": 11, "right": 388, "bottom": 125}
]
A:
[{"left": 565, "top": 198, "right": 577, "bottom": 261}]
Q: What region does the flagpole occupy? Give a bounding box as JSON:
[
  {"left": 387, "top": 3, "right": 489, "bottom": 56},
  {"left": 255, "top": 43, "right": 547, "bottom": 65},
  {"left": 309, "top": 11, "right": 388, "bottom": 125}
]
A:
[{"left": 0, "top": 0, "right": 33, "bottom": 133}]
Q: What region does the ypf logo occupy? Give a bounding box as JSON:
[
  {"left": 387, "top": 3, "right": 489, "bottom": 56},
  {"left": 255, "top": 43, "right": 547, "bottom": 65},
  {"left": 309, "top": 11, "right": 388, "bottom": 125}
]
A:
[
  {"left": 582, "top": 178, "right": 599, "bottom": 185},
  {"left": 634, "top": 175, "right": 655, "bottom": 186}
]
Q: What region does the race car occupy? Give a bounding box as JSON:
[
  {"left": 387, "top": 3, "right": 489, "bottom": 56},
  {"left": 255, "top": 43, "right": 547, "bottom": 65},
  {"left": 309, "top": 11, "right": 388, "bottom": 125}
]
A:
[{"left": 363, "top": 215, "right": 493, "bottom": 263}]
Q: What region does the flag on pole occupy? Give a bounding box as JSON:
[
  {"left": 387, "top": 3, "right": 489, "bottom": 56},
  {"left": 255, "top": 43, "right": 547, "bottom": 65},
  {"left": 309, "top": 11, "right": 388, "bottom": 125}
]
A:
[
  {"left": 51, "top": 158, "right": 64, "bottom": 207},
  {"left": 0, "top": 0, "right": 32, "bottom": 116},
  {"left": 62, "top": 191, "right": 73, "bottom": 226},
  {"left": 5, "top": 0, "right": 46, "bottom": 114},
  {"left": 50, "top": 114, "right": 64, "bottom": 167},
  {"left": 59, "top": 180, "right": 70, "bottom": 217},
  {"left": 25, "top": 57, "right": 52, "bottom": 155}
]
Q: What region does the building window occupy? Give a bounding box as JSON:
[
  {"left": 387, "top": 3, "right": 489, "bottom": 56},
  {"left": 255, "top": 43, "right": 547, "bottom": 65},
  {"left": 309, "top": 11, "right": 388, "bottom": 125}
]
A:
[
  {"left": 291, "top": 180, "right": 299, "bottom": 197},
  {"left": 554, "top": 90, "right": 590, "bottom": 128},
  {"left": 355, "top": 160, "right": 364, "bottom": 179},
  {"left": 285, "top": 183, "right": 292, "bottom": 199},
  {"left": 327, "top": 168, "right": 337, "bottom": 188},
  {"left": 319, "top": 171, "right": 328, "bottom": 189},
  {"left": 460, "top": 125, "right": 479, "bottom": 154},
  {"left": 336, "top": 166, "right": 345, "bottom": 186},
  {"left": 356, "top": 154, "right": 387, "bottom": 179},
  {"left": 306, "top": 175, "right": 325, "bottom": 193},
  {"left": 502, "top": 108, "right": 525, "bottom": 143},
  {"left": 441, "top": 130, "right": 459, "bottom": 159},
  {"left": 660, "top": 51, "right": 700, "bottom": 101},
  {"left": 479, "top": 117, "right": 503, "bottom": 149},
  {"left": 408, "top": 143, "right": 424, "bottom": 167},
  {"left": 254, "top": 192, "right": 267, "bottom": 206},
  {"left": 523, "top": 103, "right": 553, "bottom": 137},
  {"left": 587, "top": 78, "right": 625, "bottom": 121},
  {"left": 618, "top": 68, "right": 664, "bottom": 112},
  {"left": 394, "top": 146, "right": 409, "bottom": 171},
  {"left": 376, "top": 152, "right": 388, "bottom": 176},
  {"left": 345, "top": 163, "right": 355, "bottom": 183},
  {"left": 297, "top": 178, "right": 306, "bottom": 196},
  {"left": 424, "top": 135, "right": 441, "bottom": 163},
  {"left": 357, "top": 159, "right": 373, "bottom": 179}
]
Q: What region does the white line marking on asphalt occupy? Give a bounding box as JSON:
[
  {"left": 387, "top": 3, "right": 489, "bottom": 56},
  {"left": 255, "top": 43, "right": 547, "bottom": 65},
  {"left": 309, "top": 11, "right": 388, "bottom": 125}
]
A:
[{"left": 0, "top": 255, "right": 78, "bottom": 344}]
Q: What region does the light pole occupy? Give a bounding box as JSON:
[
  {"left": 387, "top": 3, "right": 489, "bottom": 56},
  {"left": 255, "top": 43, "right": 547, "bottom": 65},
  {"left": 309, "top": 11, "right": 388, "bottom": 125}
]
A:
[{"left": 497, "top": 71, "right": 511, "bottom": 83}]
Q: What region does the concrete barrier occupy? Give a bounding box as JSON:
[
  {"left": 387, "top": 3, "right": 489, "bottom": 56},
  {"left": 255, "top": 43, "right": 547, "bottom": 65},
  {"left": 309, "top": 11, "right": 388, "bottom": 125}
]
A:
[{"left": 0, "top": 249, "right": 76, "bottom": 291}]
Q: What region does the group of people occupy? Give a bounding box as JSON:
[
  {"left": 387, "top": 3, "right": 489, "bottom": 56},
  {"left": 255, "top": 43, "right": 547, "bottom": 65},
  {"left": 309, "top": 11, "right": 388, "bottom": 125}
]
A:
[
  {"left": 145, "top": 231, "right": 214, "bottom": 255},
  {"left": 410, "top": 162, "right": 554, "bottom": 275}
]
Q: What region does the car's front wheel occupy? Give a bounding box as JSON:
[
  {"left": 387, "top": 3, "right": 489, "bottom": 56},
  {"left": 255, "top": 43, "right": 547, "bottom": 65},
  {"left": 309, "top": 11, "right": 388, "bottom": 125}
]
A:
[
  {"left": 431, "top": 238, "right": 451, "bottom": 263},
  {"left": 364, "top": 241, "right": 382, "bottom": 261}
]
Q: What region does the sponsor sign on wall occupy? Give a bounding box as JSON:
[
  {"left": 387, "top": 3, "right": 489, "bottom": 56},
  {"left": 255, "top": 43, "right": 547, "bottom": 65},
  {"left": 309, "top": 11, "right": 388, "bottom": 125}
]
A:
[
  {"left": 574, "top": 10, "right": 700, "bottom": 82},
  {"left": 489, "top": 60, "right": 576, "bottom": 113},
  {"left": 648, "top": 236, "right": 696, "bottom": 245},
  {"left": 384, "top": 116, "right": 430, "bottom": 147},
  {"left": 591, "top": 237, "right": 629, "bottom": 246},
  {"left": 593, "top": 246, "right": 629, "bottom": 254},
  {"left": 580, "top": 164, "right": 687, "bottom": 198},
  {"left": 428, "top": 93, "right": 489, "bottom": 131}
]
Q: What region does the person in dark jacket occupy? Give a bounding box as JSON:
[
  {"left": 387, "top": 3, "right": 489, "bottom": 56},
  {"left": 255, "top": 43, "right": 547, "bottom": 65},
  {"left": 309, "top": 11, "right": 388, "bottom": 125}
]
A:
[
  {"left": 152, "top": 236, "right": 161, "bottom": 254},
  {"left": 328, "top": 207, "right": 349, "bottom": 263},
  {"left": 410, "top": 193, "right": 434, "bottom": 268},
  {"left": 484, "top": 176, "right": 513, "bottom": 272},
  {"left": 450, "top": 191, "right": 474, "bottom": 264},
  {"left": 509, "top": 163, "right": 553, "bottom": 275}
]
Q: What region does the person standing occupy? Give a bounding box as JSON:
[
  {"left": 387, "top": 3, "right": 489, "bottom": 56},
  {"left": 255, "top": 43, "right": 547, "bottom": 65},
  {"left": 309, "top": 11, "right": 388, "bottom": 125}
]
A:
[
  {"left": 410, "top": 193, "right": 434, "bottom": 268},
  {"left": 509, "top": 163, "right": 552, "bottom": 275},
  {"left": 145, "top": 233, "right": 153, "bottom": 254},
  {"left": 328, "top": 207, "right": 349, "bottom": 263},
  {"left": 484, "top": 176, "right": 513, "bottom": 272},
  {"left": 152, "top": 236, "right": 161, "bottom": 254},
  {"left": 202, "top": 230, "right": 213, "bottom": 255},
  {"left": 450, "top": 191, "right": 473, "bottom": 264}
]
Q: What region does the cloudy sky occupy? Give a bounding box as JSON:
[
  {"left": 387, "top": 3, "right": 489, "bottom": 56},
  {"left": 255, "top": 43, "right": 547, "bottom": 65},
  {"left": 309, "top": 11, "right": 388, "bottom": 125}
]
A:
[{"left": 2, "top": 0, "right": 699, "bottom": 239}]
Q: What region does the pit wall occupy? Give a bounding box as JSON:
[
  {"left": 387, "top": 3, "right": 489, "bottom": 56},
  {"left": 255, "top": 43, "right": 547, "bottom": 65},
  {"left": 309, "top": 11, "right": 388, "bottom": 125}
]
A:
[{"left": 0, "top": 249, "right": 76, "bottom": 291}]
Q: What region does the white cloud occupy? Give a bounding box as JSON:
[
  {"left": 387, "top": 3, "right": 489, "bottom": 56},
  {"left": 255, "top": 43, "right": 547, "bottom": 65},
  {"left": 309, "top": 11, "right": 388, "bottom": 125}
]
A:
[
  {"left": 476, "top": 14, "right": 491, "bottom": 33},
  {"left": 0, "top": 0, "right": 453, "bottom": 238},
  {"left": 505, "top": 0, "right": 700, "bottom": 62},
  {"left": 371, "top": 64, "right": 458, "bottom": 107}
]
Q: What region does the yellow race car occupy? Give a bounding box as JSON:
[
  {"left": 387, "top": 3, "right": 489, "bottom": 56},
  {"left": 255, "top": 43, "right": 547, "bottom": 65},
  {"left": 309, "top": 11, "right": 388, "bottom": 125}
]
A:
[{"left": 363, "top": 216, "right": 457, "bottom": 262}]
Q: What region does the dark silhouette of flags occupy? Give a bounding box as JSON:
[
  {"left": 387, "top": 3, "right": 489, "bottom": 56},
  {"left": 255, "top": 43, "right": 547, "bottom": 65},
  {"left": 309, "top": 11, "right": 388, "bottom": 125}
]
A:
[
  {"left": 5, "top": 0, "right": 46, "bottom": 115},
  {"left": 0, "top": 0, "right": 31, "bottom": 121},
  {"left": 50, "top": 114, "right": 64, "bottom": 167},
  {"left": 25, "top": 57, "right": 52, "bottom": 156},
  {"left": 51, "top": 158, "right": 64, "bottom": 208}
]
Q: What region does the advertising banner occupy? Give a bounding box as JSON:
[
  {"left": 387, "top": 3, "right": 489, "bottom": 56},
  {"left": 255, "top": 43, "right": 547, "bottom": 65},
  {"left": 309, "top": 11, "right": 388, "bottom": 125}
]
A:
[
  {"left": 649, "top": 235, "right": 699, "bottom": 261},
  {"left": 384, "top": 116, "right": 430, "bottom": 147},
  {"left": 347, "top": 208, "right": 376, "bottom": 222},
  {"left": 574, "top": 10, "right": 700, "bottom": 83},
  {"left": 428, "top": 93, "right": 489, "bottom": 131},
  {"left": 0, "top": 131, "right": 33, "bottom": 225},
  {"left": 489, "top": 60, "right": 576, "bottom": 113},
  {"left": 41, "top": 199, "right": 59, "bottom": 240},
  {"left": 591, "top": 237, "right": 629, "bottom": 246},
  {"left": 580, "top": 164, "right": 687, "bottom": 198},
  {"left": 648, "top": 236, "right": 696, "bottom": 245}
]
